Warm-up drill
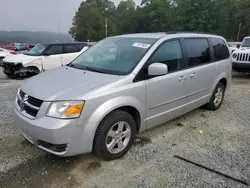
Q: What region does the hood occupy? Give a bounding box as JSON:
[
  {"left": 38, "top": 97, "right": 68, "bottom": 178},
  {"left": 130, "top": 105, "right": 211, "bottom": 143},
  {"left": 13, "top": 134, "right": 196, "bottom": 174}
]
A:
[
  {"left": 3, "top": 54, "right": 41, "bottom": 64},
  {"left": 239, "top": 47, "right": 250, "bottom": 50},
  {"left": 234, "top": 48, "right": 250, "bottom": 53},
  {"left": 21, "top": 66, "right": 119, "bottom": 101}
]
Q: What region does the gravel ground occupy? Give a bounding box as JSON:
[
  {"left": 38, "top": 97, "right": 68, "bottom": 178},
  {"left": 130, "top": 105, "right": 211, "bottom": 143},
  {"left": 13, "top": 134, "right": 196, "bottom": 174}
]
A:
[{"left": 0, "top": 70, "right": 250, "bottom": 188}]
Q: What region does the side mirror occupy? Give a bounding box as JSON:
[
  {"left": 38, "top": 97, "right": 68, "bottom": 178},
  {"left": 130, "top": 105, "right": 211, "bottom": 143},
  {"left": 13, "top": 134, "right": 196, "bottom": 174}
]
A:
[
  {"left": 237, "top": 44, "right": 241, "bottom": 48},
  {"left": 148, "top": 63, "right": 168, "bottom": 76}
]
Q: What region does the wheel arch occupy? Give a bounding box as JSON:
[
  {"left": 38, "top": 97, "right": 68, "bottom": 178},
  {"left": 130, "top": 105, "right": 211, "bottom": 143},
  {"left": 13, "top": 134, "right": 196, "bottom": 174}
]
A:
[
  {"left": 87, "top": 96, "right": 145, "bottom": 133},
  {"left": 22, "top": 59, "right": 42, "bottom": 72},
  {"left": 211, "top": 72, "right": 228, "bottom": 93},
  {"left": 219, "top": 78, "right": 227, "bottom": 88},
  {"left": 82, "top": 96, "right": 145, "bottom": 152},
  {"left": 99, "top": 106, "right": 141, "bottom": 133}
]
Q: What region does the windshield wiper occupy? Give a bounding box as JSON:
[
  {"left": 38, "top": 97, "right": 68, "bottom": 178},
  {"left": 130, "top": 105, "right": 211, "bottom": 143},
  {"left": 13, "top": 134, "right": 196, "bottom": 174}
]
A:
[
  {"left": 69, "top": 64, "right": 108, "bottom": 74},
  {"left": 82, "top": 66, "right": 108, "bottom": 74}
]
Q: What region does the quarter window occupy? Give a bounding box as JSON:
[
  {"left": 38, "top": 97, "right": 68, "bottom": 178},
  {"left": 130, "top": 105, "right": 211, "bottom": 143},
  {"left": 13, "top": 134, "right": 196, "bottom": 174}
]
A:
[
  {"left": 149, "top": 40, "right": 183, "bottom": 73},
  {"left": 77, "top": 44, "right": 85, "bottom": 50},
  {"left": 63, "top": 45, "right": 79, "bottom": 54},
  {"left": 211, "top": 38, "right": 230, "bottom": 61},
  {"left": 45, "top": 45, "right": 62, "bottom": 55},
  {"left": 184, "top": 38, "right": 211, "bottom": 67}
]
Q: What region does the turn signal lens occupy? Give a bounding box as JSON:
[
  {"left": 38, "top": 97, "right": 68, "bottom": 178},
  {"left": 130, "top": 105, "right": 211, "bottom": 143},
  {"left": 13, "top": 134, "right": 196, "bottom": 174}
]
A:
[{"left": 64, "top": 104, "right": 84, "bottom": 115}]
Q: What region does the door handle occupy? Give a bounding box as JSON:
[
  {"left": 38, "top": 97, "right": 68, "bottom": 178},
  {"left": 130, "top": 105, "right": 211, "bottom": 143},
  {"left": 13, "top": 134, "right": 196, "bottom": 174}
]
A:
[
  {"left": 190, "top": 73, "right": 197, "bottom": 78},
  {"left": 178, "top": 76, "right": 187, "bottom": 81}
]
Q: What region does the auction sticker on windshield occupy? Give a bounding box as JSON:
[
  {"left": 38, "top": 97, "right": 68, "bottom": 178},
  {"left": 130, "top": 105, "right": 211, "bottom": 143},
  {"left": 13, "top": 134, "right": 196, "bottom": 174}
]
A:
[{"left": 132, "top": 42, "right": 151, "bottom": 49}]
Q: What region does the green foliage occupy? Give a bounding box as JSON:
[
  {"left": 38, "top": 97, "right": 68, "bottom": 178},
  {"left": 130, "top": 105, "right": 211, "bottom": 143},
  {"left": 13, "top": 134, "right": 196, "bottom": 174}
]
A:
[{"left": 70, "top": 0, "right": 250, "bottom": 41}]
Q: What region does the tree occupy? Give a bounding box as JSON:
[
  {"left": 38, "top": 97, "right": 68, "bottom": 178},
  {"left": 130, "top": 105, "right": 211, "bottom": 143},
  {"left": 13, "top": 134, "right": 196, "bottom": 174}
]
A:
[
  {"left": 69, "top": 0, "right": 116, "bottom": 41},
  {"left": 70, "top": 0, "right": 250, "bottom": 42},
  {"left": 116, "top": 0, "right": 136, "bottom": 34},
  {"left": 237, "top": 0, "right": 250, "bottom": 40}
]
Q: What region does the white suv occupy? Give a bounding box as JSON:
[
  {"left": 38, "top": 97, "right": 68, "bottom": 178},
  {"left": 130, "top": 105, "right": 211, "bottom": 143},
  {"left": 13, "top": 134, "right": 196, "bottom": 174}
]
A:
[
  {"left": 1, "top": 42, "right": 89, "bottom": 78},
  {"left": 232, "top": 37, "right": 250, "bottom": 72}
]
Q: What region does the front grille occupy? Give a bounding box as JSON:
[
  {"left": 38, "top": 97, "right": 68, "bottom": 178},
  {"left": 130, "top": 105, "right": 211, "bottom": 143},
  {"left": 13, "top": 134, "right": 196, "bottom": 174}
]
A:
[
  {"left": 17, "top": 89, "right": 43, "bottom": 118},
  {"left": 28, "top": 96, "right": 43, "bottom": 107},
  {"left": 19, "top": 90, "right": 25, "bottom": 98},
  {"left": 236, "top": 53, "right": 250, "bottom": 62},
  {"left": 24, "top": 105, "right": 38, "bottom": 117},
  {"left": 37, "top": 140, "right": 67, "bottom": 153},
  {"left": 2, "top": 62, "right": 22, "bottom": 69}
]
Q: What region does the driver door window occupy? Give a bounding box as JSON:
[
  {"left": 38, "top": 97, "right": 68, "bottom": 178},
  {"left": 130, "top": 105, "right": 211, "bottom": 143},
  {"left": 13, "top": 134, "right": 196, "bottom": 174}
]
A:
[
  {"left": 45, "top": 45, "right": 62, "bottom": 55},
  {"left": 149, "top": 40, "right": 183, "bottom": 73}
]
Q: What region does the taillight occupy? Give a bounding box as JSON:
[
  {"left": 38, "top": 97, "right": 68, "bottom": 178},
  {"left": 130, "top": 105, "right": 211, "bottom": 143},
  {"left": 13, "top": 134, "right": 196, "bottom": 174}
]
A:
[{"left": 9, "top": 51, "right": 16, "bottom": 55}]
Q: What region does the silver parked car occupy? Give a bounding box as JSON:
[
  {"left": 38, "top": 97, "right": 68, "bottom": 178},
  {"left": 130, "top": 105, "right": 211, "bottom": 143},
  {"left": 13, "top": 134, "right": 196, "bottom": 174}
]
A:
[{"left": 14, "top": 32, "right": 232, "bottom": 160}]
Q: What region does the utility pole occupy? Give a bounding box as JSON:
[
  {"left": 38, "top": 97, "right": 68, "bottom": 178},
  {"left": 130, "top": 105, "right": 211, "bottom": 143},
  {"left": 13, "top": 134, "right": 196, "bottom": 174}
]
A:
[
  {"left": 105, "top": 18, "right": 108, "bottom": 38},
  {"left": 102, "top": 0, "right": 108, "bottom": 38},
  {"left": 237, "top": 22, "right": 242, "bottom": 42}
]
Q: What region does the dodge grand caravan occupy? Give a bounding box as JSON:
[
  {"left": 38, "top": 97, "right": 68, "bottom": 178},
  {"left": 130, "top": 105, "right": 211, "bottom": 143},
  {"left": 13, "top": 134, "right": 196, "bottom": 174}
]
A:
[{"left": 14, "top": 32, "right": 231, "bottom": 160}]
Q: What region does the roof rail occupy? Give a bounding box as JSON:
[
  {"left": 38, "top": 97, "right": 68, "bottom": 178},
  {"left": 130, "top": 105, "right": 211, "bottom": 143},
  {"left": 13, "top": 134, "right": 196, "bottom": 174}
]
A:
[{"left": 166, "top": 31, "right": 216, "bottom": 35}]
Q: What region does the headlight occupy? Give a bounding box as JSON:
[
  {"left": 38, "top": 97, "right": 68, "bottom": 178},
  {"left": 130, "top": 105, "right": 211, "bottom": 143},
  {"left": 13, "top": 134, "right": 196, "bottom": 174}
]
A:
[
  {"left": 232, "top": 53, "right": 237, "bottom": 58},
  {"left": 46, "top": 101, "right": 85, "bottom": 119}
]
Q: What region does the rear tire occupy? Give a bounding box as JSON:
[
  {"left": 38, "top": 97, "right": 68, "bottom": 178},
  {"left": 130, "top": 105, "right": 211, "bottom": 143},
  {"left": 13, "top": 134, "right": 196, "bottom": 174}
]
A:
[
  {"left": 205, "top": 82, "right": 225, "bottom": 110},
  {"left": 93, "top": 110, "right": 136, "bottom": 161}
]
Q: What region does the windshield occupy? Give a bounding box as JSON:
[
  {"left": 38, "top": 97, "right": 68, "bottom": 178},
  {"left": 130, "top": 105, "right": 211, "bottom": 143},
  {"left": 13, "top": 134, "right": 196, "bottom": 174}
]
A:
[
  {"left": 241, "top": 38, "right": 250, "bottom": 47},
  {"left": 69, "top": 37, "right": 156, "bottom": 75},
  {"left": 26, "top": 44, "right": 48, "bottom": 56}
]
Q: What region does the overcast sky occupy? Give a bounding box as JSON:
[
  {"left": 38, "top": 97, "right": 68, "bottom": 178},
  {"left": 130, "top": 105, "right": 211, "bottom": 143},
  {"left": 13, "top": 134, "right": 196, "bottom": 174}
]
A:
[{"left": 0, "top": 0, "right": 140, "bottom": 33}]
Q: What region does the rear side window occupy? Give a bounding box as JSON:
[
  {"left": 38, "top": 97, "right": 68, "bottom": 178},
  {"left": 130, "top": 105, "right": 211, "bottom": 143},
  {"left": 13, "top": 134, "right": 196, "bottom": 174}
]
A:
[
  {"left": 184, "top": 38, "right": 211, "bottom": 67},
  {"left": 45, "top": 45, "right": 62, "bottom": 55},
  {"left": 149, "top": 40, "right": 183, "bottom": 73},
  {"left": 63, "top": 45, "right": 79, "bottom": 53},
  {"left": 211, "top": 38, "right": 230, "bottom": 61}
]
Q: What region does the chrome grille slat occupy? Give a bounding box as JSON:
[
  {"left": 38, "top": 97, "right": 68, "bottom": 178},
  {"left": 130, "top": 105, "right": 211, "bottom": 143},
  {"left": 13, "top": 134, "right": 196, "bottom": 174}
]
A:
[
  {"left": 24, "top": 101, "right": 40, "bottom": 110},
  {"left": 28, "top": 96, "right": 43, "bottom": 107}
]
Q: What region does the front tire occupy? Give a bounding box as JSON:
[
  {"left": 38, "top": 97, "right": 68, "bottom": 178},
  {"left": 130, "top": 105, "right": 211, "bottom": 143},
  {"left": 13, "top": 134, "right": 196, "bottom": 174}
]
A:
[
  {"left": 4, "top": 71, "right": 14, "bottom": 78},
  {"left": 205, "top": 82, "right": 225, "bottom": 110},
  {"left": 93, "top": 110, "right": 136, "bottom": 161}
]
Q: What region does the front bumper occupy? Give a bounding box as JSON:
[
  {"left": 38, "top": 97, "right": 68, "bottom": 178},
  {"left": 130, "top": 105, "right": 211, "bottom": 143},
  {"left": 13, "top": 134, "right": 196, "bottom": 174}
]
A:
[
  {"left": 13, "top": 105, "right": 94, "bottom": 156},
  {"left": 0, "top": 61, "right": 23, "bottom": 74},
  {"left": 232, "top": 62, "right": 250, "bottom": 72}
]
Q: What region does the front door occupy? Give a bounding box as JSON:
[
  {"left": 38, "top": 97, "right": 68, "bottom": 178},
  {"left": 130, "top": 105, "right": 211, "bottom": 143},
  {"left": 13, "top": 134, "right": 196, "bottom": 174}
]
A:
[
  {"left": 145, "top": 39, "right": 189, "bottom": 129},
  {"left": 42, "top": 45, "right": 63, "bottom": 71}
]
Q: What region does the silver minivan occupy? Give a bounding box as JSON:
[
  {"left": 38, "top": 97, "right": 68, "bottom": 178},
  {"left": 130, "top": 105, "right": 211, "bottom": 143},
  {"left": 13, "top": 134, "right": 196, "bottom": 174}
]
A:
[{"left": 14, "top": 32, "right": 232, "bottom": 160}]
